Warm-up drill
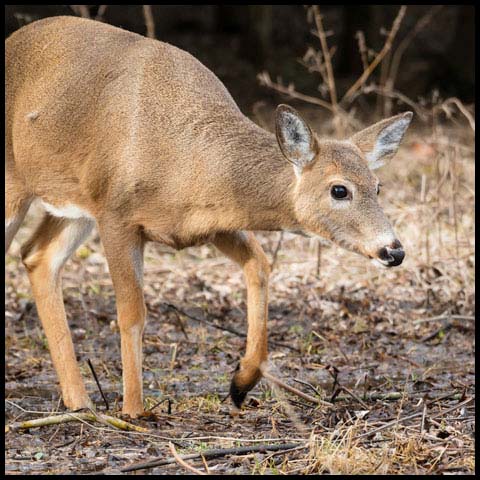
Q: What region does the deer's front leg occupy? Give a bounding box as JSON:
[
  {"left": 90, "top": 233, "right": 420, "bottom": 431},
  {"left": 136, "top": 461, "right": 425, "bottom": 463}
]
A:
[
  {"left": 213, "top": 231, "right": 270, "bottom": 408},
  {"left": 98, "top": 222, "right": 146, "bottom": 418}
]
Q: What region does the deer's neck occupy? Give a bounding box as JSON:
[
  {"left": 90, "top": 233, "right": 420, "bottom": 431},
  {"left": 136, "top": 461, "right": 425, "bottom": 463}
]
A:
[{"left": 207, "top": 117, "right": 299, "bottom": 232}]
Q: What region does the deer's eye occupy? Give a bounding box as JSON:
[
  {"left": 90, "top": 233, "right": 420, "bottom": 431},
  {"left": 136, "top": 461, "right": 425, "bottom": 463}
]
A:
[{"left": 331, "top": 185, "right": 349, "bottom": 199}]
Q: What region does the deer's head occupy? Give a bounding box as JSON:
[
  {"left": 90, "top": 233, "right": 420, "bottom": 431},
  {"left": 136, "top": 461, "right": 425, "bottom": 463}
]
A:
[{"left": 276, "top": 105, "right": 412, "bottom": 267}]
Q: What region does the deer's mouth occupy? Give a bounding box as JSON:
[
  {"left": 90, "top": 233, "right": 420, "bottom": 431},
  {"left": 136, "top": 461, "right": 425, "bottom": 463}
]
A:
[{"left": 367, "top": 243, "right": 405, "bottom": 268}]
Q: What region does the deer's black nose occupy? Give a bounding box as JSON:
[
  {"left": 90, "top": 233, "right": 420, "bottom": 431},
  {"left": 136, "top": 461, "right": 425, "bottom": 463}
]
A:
[{"left": 378, "top": 241, "right": 405, "bottom": 267}]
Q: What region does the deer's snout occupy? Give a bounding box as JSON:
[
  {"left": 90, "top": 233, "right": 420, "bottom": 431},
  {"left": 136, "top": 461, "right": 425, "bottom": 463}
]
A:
[{"left": 377, "top": 239, "right": 405, "bottom": 267}]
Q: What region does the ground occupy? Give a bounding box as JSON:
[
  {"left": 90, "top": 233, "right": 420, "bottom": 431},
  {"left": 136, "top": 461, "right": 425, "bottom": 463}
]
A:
[{"left": 5, "top": 112, "right": 475, "bottom": 475}]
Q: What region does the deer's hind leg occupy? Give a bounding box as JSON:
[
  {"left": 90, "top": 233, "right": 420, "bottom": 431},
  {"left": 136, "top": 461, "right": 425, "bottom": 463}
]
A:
[
  {"left": 21, "top": 213, "right": 95, "bottom": 410},
  {"left": 212, "top": 231, "right": 270, "bottom": 408}
]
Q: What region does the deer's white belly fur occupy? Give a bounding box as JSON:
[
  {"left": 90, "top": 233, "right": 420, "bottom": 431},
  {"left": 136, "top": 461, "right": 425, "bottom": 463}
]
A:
[{"left": 41, "top": 201, "right": 94, "bottom": 220}]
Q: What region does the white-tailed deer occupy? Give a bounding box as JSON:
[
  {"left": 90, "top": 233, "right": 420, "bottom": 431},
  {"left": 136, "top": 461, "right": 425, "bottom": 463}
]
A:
[{"left": 6, "top": 16, "right": 412, "bottom": 418}]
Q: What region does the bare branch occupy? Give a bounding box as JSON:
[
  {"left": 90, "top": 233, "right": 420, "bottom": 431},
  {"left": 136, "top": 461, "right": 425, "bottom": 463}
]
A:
[
  {"left": 143, "top": 5, "right": 156, "bottom": 39},
  {"left": 311, "top": 6, "right": 338, "bottom": 110},
  {"left": 70, "top": 5, "right": 90, "bottom": 18},
  {"left": 341, "top": 6, "right": 407, "bottom": 104},
  {"left": 95, "top": 5, "right": 108, "bottom": 21},
  {"left": 355, "top": 30, "right": 369, "bottom": 71},
  {"left": 388, "top": 6, "right": 443, "bottom": 94}
]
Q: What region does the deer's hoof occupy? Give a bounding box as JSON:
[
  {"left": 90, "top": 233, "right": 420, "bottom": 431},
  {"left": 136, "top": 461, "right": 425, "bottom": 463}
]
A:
[
  {"left": 230, "top": 378, "right": 249, "bottom": 408},
  {"left": 229, "top": 362, "right": 262, "bottom": 408}
]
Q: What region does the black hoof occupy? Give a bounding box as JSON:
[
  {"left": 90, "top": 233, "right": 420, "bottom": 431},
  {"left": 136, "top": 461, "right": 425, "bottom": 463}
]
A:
[{"left": 230, "top": 377, "right": 248, "bottom": 408}]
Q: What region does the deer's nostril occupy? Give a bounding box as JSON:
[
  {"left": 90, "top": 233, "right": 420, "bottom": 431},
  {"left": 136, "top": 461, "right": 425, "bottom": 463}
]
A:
[
  {"left": 378, "top": 247, "right": 393, "bottom": 262},
  {"left": 391, "top": 239, "right": 403, "bottom": 250},
  {"left": 377, "top": 246, "right": 405, "bottom": 267},
  {"left": 388, "top": 248, "right": 405, "bottom": 266}
]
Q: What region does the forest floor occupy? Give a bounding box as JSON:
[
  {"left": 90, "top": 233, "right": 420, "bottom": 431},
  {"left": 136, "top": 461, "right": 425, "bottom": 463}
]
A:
[{"left": 5, "top": 111, "right": 475, "bottom": 475}]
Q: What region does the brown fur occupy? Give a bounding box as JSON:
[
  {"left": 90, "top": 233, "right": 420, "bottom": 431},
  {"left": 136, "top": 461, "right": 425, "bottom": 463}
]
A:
[{"left": 5, "top": 17, "right": 411, "bottom": 417}]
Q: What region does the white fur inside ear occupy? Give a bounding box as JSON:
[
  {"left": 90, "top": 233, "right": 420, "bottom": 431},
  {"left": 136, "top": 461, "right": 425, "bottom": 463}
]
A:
[
  {"left": 279, "top": 111, "right": 315, "bottom": 169},
  {"left": 366, "top": 116, "right": 411, "bottom": 170}
]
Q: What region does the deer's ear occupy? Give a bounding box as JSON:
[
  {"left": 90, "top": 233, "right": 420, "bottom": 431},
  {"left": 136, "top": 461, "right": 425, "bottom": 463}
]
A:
[
  {"left": 350, "top": 112, "right": 413, "bottom": 170},
  {"left": 276, "top": 104, "right": 319, "bottom": 176}
]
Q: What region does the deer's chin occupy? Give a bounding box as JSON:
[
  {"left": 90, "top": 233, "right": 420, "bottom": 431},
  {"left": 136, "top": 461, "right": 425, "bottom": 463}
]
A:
[{"left": 370, "top": 258, "right": 391, "bottom": 269}]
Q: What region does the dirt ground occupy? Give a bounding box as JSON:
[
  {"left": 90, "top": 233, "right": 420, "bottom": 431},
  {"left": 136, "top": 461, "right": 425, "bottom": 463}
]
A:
[{"left": 5, "top": 110, "right": 475, "bottom": 474}]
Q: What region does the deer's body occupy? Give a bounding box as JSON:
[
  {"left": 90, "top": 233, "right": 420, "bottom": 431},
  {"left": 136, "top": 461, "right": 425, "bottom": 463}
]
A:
[
  {"left": 6, "top": 16, "right": 297, "bottom": 245},
  {"left": 6, "top": 16, "right": 412, "bottom": 417}
]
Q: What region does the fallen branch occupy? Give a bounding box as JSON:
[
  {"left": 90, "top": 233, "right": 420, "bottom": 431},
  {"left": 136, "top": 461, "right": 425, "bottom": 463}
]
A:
[
  {"left": 413, "top": 314, "right": 475, "bottom": 325},
  {"left": 169, "top": 441, "right": 207, "bottom": 475},
  {"left": 262, "top": 370, "right": 332, "bottom": 407},
  {"left": 8, "top": 411, "right": 147, "bottom": 433},
  {"left": 121, "top": 442, "right": 303, "bottom": 472}
]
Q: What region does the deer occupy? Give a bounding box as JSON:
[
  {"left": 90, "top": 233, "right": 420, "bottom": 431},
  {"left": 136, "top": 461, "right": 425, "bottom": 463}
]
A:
[{"left": 5, "top": 16, "right": 412, "bottom": 418}]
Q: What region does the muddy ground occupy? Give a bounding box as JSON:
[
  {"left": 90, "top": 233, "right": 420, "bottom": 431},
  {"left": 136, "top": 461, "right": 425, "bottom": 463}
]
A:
[{"left": 5, "top": 112, "right": 475, "bottom": 474}]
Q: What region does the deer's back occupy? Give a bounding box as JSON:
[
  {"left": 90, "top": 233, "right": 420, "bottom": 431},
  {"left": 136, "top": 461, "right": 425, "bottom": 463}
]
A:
[{"left": 6, "top": 16, "right": 244, "bottom": 216}]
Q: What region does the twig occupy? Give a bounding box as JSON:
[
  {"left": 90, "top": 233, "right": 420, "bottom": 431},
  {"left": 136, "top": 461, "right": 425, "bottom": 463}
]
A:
[
  {"left": 262, "top": 369, "right": 332, "bottom": 407},
  {"left": 171, "top": 308, "right": 190, "bottom": 340},
  {"left": 292, "top": 378, "right": 321, "bottom": 397},
  {"left": 341, "top": 6, "right": 407, "bottom": 103},
  {"left": 121, "top": 442, "right": 303, "bottom": 472},
  {"left": 430, "top": 396, "right": 474, "bottom": 419},
  {"left": 258, "top": 72, "right": 334, "bottom": 112},
  {"left": 143, "top": 5, "right": 156, "bottom": 39},
  {"left": 257, "top": 72, "right": 361, "bottom": 130},
  {"left": 146, "top": 396, "right": 172, "bottom": 414},
  {"left": 311, "top": 7, "right": 338, "bottom": 117},
  {"left": 8, "top": 411, "right": 148, "bottom": 433},
  {"left": 95, "top": 5, "right": 108, "bottom": 21},
  {"left": 386, "top": 6, "right": 443, "bottom": 106},
  {"left": 165, "top": 303, "right": 244, "bottom": 336},
  {"left": 354, "top": 396, "right": 474, "bottom": 440},
  {"left": 169, "top": 441, "right": 207, "bottom": 475},
  {"left": 440, "top": 98, "right": 475, "bottom": 132},
  {"left": 420, "top": 322, "right": 453, "bottom": 343},
  {"left": 358, "top": 83, "right": 428, "bottom": 121},
  {"left": 413, "top": 314, "right": 475, "bottom": 325},
  {"left": 163, "top": 303, "right": 299, "bottom": 352},
  {"left": 355, "top": 30, "right": 369, "bottom": 71},
  {"left": 340, "top": 386, "right": 370, "bottom": 410},
  {"left": 87, "top": 358, "right": 109, "bottom": 410},
  {"left": 420, "top": 401, "right": 428, "bottom": 433},
  {"left": 270, "top": 231, "right": 284, "bottom": 271},
  {"left": 70, "top": 5, "right": 90, "bottom": 18},
  {"left": 260, "top": 444, "right": 308, "bottom": 464},
  {"left": 200, "top": 455, "right": 211, "bottom": 475},
  {"left": 354, "top": 410, "right": 423, "bottom": 440},
  {"left": 316, "top": 240, "right": 322, "bottom": 278}
]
